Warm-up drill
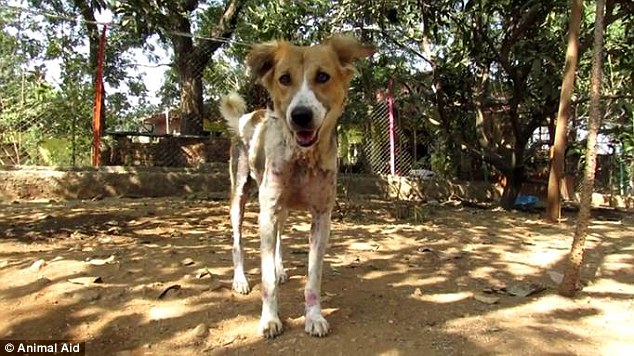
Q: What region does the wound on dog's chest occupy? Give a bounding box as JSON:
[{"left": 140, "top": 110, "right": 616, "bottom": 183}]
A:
[{"left": 285, "top": 164, "right": 336, "bottom": 210}]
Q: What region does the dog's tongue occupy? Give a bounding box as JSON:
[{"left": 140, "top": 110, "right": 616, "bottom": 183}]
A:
[{"left": 296, "top": 130, "right": 317, "bottom": 147}]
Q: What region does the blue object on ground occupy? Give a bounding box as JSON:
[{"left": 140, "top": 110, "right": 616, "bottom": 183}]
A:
[{"left": 514, "top": 195, "right": 538, "bottom": 207}]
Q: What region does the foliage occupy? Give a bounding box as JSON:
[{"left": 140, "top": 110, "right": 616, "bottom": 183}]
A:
[
  {"left": 0, "top": 0, "right": 631, "bottom": 201},
  {"left": 341, "top": 0, "right": 633, "bottom": 207},
  {"left": 0, "top": 1, "right": 156, "bottom": 165},
  {"left": 113, "top": 0, "right": 246, "bottom": 135},
  {"left": 429, "top": 146, "right": 455, "bottom": 179}
]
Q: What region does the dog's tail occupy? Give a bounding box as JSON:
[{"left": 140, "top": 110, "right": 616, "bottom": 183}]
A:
[{"left": 220, "top": 92, "right": 247, "bottom": 135}]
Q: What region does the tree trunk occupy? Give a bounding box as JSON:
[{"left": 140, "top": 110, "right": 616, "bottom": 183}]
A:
[
  {"left": 500, "top": 165, "right": 524, "bottom": 210},
  {"left": 178, "top": 60, "right": 205, "bottom": 136},
  {"left": 172, "top": 20, "right": 206, "bottom": 137},
  {"left": 74, "top": 0, "right": 107, "bottom": 165},
  {"left": 546, "top": 0, "right": 584, "bottom": 223},
  {"left": 559, "top": 0, "right": 605, "bottom": 297},
  {"left": 171, "top": 0, "right": 245, "bottom": 136}
]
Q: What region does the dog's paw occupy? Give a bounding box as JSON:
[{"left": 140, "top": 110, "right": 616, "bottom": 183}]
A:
[
  {"left": 305, "top": 313, "right": 330, "bottom": 337},
  {"left": 232, "top": 276, "right": 251, "bottom": 294},
  {"left": 259, "top": 315, "right": 283, "bottom": 339},
  {"left": 276, "top": 270, "right": 288, "bottom": 285}
]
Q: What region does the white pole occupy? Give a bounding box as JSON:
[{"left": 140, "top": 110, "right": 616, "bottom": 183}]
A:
[
  {"left": 387, "top": 80, "right": 396, "bottom": 176},
  {"left": 165, "top": 108, "right": 169, "bottom": 135}
]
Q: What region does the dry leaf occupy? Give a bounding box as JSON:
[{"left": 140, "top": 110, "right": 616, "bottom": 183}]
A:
[
  {"left": 474, "top": 292, "right": 500, "bottom": 304},
  {"left": 158, "top": 284, "right": 181, "bottom": 299},
  {"left": 547, "top": 271, "right": 564, "bottom": 284},
  {"left": 29, "top": 259, "right": 46, "bottom": 271},
  {"left": 181, "top": 258, "right": 195, "bottom": 266},
  {"left": 68, "top": 276, "right": 104, "bottom": 285},
  {"left": 506, "top": 282, "right": 545, "bottom": 297},
  {"left": 196, "top": 268, "right": 212, "bottom": 279},
  {"left": 87, "top": 255, "right": 117, "bottom": 266}
]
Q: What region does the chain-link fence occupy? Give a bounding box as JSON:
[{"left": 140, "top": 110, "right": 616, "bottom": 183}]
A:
[
  {"left": 0, "top": 4, "right": 237, "bottom": 168},
  {"left": 0, "top": 4, "right": 416, "bottom": 174},
  {"left": 3, "top": 4, "right": 627, "bottom": 197},
  {"left": 338, "top": 99, "right": 414, "bottom": 176},
  {"left": 0, "top": 7, "right": 92, "bottom": 166}
]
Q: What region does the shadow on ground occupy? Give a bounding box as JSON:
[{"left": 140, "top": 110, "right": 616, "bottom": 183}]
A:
[{"left": 0, "top": 197, "right": 632, "bottom": 355}]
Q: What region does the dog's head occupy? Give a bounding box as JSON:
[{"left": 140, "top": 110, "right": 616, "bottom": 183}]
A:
[{"left": 247, "top": 36, "right": 374, "bottom": 148}]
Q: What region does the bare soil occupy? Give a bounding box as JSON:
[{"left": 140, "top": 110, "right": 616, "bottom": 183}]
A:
[{"left": 0, "top": 197, "right": 632, "bottom": 355}]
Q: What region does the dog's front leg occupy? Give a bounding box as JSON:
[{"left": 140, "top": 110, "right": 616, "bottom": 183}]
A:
[
  {"left": 304, "top": 210, "right": 331, "bottom": 337},
  {"left": 258, "top": 183, "right": 284, "bottom": 338},
  {"left": 275, "top": 208, "right": 288, "bottom": 285}
]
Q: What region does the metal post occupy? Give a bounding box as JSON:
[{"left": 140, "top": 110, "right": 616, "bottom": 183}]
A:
[
  {"left": 387, "top": 79, "right": 396, "bottom": 176},
  {"left": 620, "top": 142, "right": 625, "bottom": 195}
]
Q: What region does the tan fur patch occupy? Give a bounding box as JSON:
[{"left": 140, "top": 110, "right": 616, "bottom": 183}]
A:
[{"left": 246, "top": 37, "right": 373, "bottom": 150}]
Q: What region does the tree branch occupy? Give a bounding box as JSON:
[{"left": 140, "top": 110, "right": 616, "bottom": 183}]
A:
[
  {"left": 572, "top": 94, "right": 634, "bottom": 105},
  {"left": 579, "top": 0, "right": 628, "bottom": 52},
  {"left": 72, "top": 0, "right": 100, "bottom": 68},
  {"left": 432, "top": 72, "right": 511, "bottom": 172},
  {"left": 181, "top": 0, "right": 199, "bottom": 13},
  {"left": 379, "top": 29, "right": 435, "bottom": 68},
  {"left": 499, "top": 4, "right": 552, "bottom": 83},
  {"left": 200, "top": 0, "right": 246, "bottom": 58}
]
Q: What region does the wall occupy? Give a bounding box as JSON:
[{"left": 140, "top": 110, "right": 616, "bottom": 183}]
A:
[{"left": 1, "top": 166, "right": 632, "bottom": 209}]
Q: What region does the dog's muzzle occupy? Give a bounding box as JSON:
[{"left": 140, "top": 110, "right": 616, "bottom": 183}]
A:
[{"left": 290, "top": 106, "right": 319, "bottom": 147}]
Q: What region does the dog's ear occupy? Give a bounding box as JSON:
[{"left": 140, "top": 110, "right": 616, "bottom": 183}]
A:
[
  {"left": 326, "top": 36, "right": 375, "bottom": 68},
  {"left": 247, "top": 40, "right": 281, "bottom": 88}
]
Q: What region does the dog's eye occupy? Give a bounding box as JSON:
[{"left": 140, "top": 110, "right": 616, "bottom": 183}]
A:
[
  {"left": 315, "top": 71, "right": 330, "bottom": 84},
  {"left": 279, "top": 74, "right": 292, "bottom": 86}
]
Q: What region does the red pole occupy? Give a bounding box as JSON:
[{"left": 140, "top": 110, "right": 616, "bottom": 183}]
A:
[
  {"left": 92, "top": 25, "right": 107, "bottom": 167},
  {"left": 387, "top": 79, "right": 396, "bottom": 176}
]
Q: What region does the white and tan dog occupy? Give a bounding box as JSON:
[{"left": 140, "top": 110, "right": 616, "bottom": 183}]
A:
[{"left": 220, "top": 36, "right": 373, "bottom": 338}]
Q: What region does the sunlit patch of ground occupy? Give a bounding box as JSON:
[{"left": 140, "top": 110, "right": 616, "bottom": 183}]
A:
[{"left": 0, "top": 197, "right": 632, "bottom": 355}]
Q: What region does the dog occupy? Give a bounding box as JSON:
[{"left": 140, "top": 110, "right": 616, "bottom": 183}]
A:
[{"left": 219, "top": 36, "right": 374, "bottom": 339}]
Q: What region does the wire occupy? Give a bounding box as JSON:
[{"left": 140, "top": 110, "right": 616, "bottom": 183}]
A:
[
  {"left": 2, "top": 4, "right": 110, "bottom": 26},
  {"left": 0, "top": 3, "right": 251, "bottom": 47}
]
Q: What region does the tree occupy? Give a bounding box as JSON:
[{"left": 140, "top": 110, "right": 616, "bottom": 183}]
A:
[
  {"left": 381, "top": 0, "right": 631, "bottom": 209},
  {"left": 0, "top": 3, "right": 98, "bottom": 165},
  {"left": 115, "top": 0, "right": 246, "bottom": 135},
  {"left": 559, "top": 0, "right": 605, "bottom": 297},
  {"left": 0, "top": 1, "right": 156, "bottom": 165},
  {"left": 27, "top": 0, "right": 108, "bottom": 122},
  {"left": 419, "top": 1, "right": 566, "bottom": 209},
  {"left": 25, "top": 0, "right": 105, "bottom": 70},
  {"left": 546, "top": 0, "right": 584, "bottom": 222}
]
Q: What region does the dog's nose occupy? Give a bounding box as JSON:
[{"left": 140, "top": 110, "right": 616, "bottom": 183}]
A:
[{"left": 290, "top": 106, "right": 313, "bottom": 128}]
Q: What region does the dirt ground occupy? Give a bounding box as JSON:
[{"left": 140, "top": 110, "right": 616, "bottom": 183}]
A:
[{"left": 0, "top": 197, "right": 632, "bottom": 355}]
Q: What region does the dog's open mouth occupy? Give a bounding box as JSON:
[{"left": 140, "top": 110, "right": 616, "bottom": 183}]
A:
[{"left": 295, "top": 130, "right": 318, "bottom": 147}]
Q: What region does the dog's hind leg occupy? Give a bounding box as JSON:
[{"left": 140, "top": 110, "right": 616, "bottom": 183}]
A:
[
  {"left": 230, "top": 142, "right": 251, "bottom": 294},
  {"left": 275, "top": 208, "right": 288, "bottom": 284}
]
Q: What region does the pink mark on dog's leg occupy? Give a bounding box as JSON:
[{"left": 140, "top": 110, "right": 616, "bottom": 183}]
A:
[
  {"left": 262, "top": 289, "right": 269, "bottom": 301},
  {"left": 305, "top": 290, "right": 318, "bottom": 308}
]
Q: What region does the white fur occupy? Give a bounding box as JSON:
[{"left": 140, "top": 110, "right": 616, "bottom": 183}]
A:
[
  {"left": 221, "top": 87, "right": 336, "bottom": 339},
  {"left": 287, "top": 75, "right": 327, "bottom": 130},
  {"left": 220, "top": 35, "right": 374, "bottom": 339},
  {"left": 219, "top": 92, "right": 246, "bottom": 134},
  {"left": 304, "top": 212, "right": 331, "bottom": 336}
]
